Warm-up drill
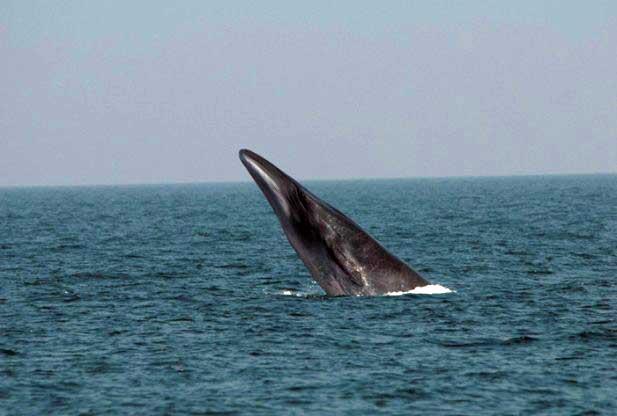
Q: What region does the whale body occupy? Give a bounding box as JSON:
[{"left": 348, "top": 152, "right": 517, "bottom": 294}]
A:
[{"left": 239, "top": 149, "right": 429, "bottom": 296}]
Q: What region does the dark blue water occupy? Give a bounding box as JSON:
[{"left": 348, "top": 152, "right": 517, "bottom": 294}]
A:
[{"left": 1, "top": 175, "right": 616, "bottom": 415}]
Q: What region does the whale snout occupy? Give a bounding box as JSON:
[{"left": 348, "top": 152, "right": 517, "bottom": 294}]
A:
[
  {"left": 239, "top": 149, "right": 295, "bottom": 217},
  {"left": 238, "top": 148, "right": 255, "bottom": 166}
]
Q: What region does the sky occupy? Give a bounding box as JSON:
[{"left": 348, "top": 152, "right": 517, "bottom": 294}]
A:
[{"left": 1, "top": 1, "right": 616, "bottom": 186}]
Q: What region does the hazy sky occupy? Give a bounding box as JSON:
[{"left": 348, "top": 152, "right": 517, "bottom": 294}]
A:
[{"left": 2, "top": 1, "right": 616, "bottom": 186}]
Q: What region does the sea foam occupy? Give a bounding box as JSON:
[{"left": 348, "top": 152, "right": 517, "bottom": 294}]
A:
[
  {"left": 385, "top": 284, "right": 454, "bottom": 296},
  {"left": 274, "top": 284, "right": 453, "bottom": 297}
]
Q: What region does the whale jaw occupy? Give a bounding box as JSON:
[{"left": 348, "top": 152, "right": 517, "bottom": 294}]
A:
[{"left": 239, "top": 149, "right": 429, "bottom": 296}]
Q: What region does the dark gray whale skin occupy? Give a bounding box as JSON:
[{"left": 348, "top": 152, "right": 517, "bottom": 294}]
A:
[{"left": 239, "top": 149, "right": 430, "bottom": 296}]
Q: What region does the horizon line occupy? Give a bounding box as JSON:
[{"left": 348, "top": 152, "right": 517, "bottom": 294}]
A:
[{"left": 1, "top": 170, "right": 615, "bottom": 190}]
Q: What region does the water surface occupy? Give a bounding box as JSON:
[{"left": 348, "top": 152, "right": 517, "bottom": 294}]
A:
[{"left": 1, "top": 175, "right": 616, "bottom": 414}]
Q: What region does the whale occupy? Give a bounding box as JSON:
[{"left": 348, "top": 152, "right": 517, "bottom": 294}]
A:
[{"left": 239, "top": 149, "right": 430, "bottom": 296}]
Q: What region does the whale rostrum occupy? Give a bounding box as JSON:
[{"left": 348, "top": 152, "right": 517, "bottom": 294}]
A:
[{"left": 239, "top": 149, "right": 429, "bottom": 296}]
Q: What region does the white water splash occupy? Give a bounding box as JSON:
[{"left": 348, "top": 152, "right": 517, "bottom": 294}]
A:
[
  {"left": 385, "top": 284, "right": 454, "bottom": 296},
  {"left": 279, "top": 289, "right": 303, "bottom": 297},
  {"left": 271, "top": 289, "right": 320, "bottom": 297},
  {"left": 272, "top": 284, "right": 454, "bottom": 297}
]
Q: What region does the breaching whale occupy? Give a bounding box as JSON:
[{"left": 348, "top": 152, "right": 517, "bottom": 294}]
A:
[{"left": 239, "top": 149, "right": 430, "bottom": 296}]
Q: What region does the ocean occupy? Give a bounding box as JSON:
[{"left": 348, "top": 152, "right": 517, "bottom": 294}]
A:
[{"left": 1, "top": 175, "right": 616, "bottom": 415}]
